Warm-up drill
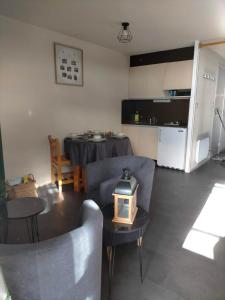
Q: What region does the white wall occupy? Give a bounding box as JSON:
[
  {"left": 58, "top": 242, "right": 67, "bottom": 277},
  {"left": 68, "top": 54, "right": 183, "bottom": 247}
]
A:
[
  {"left": 187, "top": 46, "right": 225, "bottom": 171},
  {"left": 0, "top": 16, "right": 129, "bottom": 185}
]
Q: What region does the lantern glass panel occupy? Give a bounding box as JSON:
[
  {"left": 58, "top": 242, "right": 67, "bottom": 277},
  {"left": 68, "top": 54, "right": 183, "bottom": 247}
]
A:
[{"left": 118, "top": 198, "right": 129, "bottom": 218}]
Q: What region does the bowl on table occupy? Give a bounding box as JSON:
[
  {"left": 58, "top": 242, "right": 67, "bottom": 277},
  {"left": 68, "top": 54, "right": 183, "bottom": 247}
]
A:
[
  {"left": 68, "top": 133, "right": 78, "bottom": 138},
  {"left": 113, "top": 132, "right": 126, "bottom": 138},
  {"left": 93, "top": 134, "right": 102, "bottom": 141},
  {"left": 88, "top": 134, "right": 106, "bottom": 142}
]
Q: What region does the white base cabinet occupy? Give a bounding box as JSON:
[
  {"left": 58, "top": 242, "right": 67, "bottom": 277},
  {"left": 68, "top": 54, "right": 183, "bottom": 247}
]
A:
[{"left": 122, "top": 125, "right": 158, "bottom": 160}]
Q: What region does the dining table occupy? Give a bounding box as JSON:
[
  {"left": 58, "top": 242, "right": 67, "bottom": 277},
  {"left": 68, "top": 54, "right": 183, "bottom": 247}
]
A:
[{"left": 64, "top": 135, "right": 133, "bottom": 191}]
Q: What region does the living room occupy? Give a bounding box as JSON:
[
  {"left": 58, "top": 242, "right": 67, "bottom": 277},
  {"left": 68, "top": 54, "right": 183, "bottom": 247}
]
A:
[{"left": 1, "top": 1, "right": 225, "bottom": 300}]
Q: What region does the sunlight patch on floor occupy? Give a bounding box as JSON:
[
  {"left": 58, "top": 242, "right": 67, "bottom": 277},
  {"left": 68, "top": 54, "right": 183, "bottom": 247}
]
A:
[{"left": 183, "top": 183, "right": 225, "bottom": 259}]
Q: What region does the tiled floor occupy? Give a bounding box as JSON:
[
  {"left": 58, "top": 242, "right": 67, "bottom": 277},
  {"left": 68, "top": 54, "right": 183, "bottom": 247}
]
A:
[{"left": 5, "top": 160, "right": 225, "bottom": 300}]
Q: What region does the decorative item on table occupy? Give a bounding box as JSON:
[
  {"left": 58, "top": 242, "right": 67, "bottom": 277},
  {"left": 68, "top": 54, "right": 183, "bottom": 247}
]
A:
[
  {"left": 7, "top": 174, "right": 37, "bottom": 199},
  {"left": 7, "top": 177, "right": 22, "bottom": 187},
  {"left": 68, "top": 133, "right": 78, "bottom": 138},
  {"left": 54, "top": 42, "right": 83, "bottom": 86},
  {"left": 103, "top": 131, "right": 113, "bottom": 138},
  {"left": 112, "top": 168, "right": 138, "bottom": 224}
]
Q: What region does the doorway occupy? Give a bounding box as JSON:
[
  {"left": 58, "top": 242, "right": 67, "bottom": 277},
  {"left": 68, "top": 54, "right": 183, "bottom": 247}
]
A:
[
  {"left": 0, "top": 126, "right": 5, "bottom": 198},
  {"left": 211, "top": 66, "right": 225, "bottom": 155}
]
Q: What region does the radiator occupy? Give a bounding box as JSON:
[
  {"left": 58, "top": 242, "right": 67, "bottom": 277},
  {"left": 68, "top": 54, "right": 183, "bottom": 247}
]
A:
[{"left": 195, "top": 136, "right": 209, "bottom": 163}]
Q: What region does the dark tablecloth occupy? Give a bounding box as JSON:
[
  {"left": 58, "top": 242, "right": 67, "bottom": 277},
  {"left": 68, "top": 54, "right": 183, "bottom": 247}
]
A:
[{"left": 64, "top": 137, "right": 133, "bottom": 166}]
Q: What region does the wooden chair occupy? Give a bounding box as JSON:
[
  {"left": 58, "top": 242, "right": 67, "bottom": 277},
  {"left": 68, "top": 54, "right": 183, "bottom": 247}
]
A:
[{"left": 48, "top": 135, "right": 76, "bottom": 192}]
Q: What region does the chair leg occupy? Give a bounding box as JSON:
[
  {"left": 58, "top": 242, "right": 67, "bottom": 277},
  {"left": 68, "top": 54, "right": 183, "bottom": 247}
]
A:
[
  {"left": 81, "top": 168, "right": 87, "bottom": 192},
  {"left": 73, "top": 166, "right": 80, "bottom": 192},
  {"left": 50, "top": 162, "right": 55, "bottom": 184},
  {"left": 57, "top": 168, "right": 63, "bottom": 193}
]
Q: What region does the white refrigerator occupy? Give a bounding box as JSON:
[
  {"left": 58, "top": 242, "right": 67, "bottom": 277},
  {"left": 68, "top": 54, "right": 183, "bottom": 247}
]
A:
[{"left": 157, "top": 127, "right": 187, "bottom": 170}]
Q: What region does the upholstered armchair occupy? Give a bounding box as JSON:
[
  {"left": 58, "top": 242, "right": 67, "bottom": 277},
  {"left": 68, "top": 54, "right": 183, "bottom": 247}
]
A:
[
  {"left": 0, "top": 200, "right": 103, "bottom": 300},
  {"left": 86, "top": 155, "right": 155, "bottom": 212}
]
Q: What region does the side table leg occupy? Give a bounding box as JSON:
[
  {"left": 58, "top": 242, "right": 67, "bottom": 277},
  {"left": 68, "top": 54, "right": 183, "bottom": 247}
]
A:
[
  {"left": 34, "top": 216, "right": 40, "bottom": 242},
  {"left": 26, "top": 216, "right": 40, "bottom": 243},
  {"left": 107, "top": 246, "right": 116, "bottom": 296},
  {"left": 26, "top": 218, "right": 32, "bottom": 242},
  {"left": 30, "top": 217, "right": 35, "bottom": 243},
  {"left": 137, "top": 234, "right": 143, "bottom": 283}
]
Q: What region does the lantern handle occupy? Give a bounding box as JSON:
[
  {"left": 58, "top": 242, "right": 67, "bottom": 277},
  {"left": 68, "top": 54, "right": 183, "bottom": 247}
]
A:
[{"left": 122, "top": 168, "right": 132, "bottom": 180}]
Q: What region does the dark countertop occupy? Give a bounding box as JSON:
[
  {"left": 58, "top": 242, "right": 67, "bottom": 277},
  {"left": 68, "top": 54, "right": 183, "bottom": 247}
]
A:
[{"left": 122, "top": 122, "right": 187, "bottom": 128}]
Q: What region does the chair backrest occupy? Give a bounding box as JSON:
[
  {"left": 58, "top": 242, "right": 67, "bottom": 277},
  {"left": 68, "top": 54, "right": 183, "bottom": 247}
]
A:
[
  {"left": 0, "top": 200, "right": 103, "bottom": 300},
  {"left": 48, "top": 135, "right": 62, "bottom": 164}
]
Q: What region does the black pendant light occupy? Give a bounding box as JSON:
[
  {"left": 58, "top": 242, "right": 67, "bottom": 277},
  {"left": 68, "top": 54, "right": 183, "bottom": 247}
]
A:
[{"left": 117, "top": 22, "right": 132, "bottom": 43}]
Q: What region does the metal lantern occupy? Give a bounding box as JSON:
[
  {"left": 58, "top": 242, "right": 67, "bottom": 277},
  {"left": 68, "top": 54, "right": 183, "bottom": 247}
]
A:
[{"left": 112, "top": 168, "right": 138, "bottom": 224}]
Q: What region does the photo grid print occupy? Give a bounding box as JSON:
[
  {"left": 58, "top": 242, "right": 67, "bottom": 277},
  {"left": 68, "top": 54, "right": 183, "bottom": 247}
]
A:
[{"left": 54, "top": 43, "right": 83, "bottom": 86}]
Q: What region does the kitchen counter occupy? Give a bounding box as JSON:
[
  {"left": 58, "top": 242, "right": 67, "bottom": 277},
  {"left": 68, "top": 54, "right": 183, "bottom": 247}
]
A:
[{"left": 122, "top": 122, "right": 187, "bottom": 128}]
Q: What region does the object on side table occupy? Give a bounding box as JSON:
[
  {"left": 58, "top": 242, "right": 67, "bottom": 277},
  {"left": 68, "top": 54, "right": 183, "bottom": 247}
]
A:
[
  {"left": 86, "top": 156, "right": 155, "bottom": 210},
  {"left": 7, "top": 174, "right": 37, "bottom": 199},
  {"left": 113, "top": 168, "right": 138, "bottom": 224}
]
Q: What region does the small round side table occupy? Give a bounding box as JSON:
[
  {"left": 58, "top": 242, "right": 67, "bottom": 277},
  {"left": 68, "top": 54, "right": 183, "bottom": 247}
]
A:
[
  {"left": 7, "top": 197, "right": 45, "bottom": 243},
  {"left": 101, "top": 203, "right": 149, "bottom": 292}
]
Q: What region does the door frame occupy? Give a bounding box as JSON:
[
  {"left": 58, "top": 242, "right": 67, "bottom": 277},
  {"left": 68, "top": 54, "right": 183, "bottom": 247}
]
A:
[{"left": 0, "top": 124, "right": 5, "bottom": 198}]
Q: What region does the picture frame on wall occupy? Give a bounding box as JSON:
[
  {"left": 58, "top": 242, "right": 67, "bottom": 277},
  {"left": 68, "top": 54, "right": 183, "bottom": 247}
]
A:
[{"left": 54, "top": 42, "right": 83, "bottom": 86}]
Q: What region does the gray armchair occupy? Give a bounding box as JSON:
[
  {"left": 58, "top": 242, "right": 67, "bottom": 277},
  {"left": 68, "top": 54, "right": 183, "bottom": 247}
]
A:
[
  {"left": 86, "top": 155, "right": 155, "bottom": 212},
  {"left": 0, "top": 200, "right": 103, "bottom": 300}
]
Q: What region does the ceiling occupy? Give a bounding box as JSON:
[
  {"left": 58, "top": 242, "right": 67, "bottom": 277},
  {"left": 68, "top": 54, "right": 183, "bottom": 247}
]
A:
[
  {"left": 209, "top": 44, "right": 225, "bottom": 59},
  {"left": 0, "top": 0, "right": 225, "bottom": 55}
]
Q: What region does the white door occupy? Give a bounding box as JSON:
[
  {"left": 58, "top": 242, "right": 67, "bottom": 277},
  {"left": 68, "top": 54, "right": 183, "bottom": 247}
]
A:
[{"left": 211, "top": 66, "right": 225, "bottom": 155}]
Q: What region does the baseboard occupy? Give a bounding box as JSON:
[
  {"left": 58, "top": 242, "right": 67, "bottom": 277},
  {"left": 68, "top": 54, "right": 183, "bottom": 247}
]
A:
[{"left": 186, "top": 157, "right": 210, "bottom": 173}]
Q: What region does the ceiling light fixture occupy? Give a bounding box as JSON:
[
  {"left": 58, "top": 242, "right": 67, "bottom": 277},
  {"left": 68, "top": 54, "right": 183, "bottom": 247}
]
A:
[{"left": 117, "top": 22, "right": 132, "bottom": 43}]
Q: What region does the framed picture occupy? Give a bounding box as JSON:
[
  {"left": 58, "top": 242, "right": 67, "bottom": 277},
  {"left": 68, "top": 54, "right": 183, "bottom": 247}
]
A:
[{"left": 54, "top": 42, "right": 83, "bottom": 86}]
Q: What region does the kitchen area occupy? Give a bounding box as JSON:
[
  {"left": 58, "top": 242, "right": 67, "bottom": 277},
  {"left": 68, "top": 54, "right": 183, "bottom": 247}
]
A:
[{"left": 122, "top": 46, "right": 194, "bottom": 170}]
